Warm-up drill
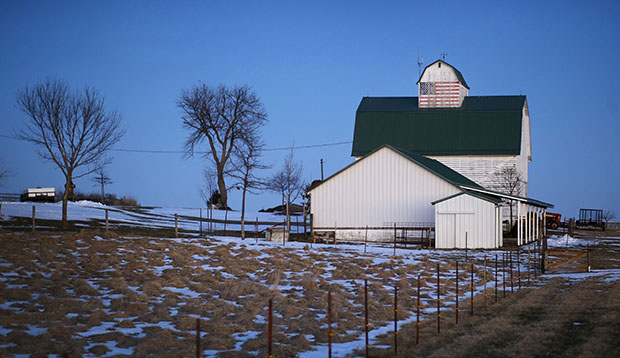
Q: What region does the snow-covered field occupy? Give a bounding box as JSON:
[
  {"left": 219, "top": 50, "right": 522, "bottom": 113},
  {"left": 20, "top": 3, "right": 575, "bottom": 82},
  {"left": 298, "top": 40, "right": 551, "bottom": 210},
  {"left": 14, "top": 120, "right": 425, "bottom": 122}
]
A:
[
  {"left": 0, "top": 201, "right": 298, "bottom": 234},
  {"left": 1, "top": 202, "right": 619, "bottom": 357}
]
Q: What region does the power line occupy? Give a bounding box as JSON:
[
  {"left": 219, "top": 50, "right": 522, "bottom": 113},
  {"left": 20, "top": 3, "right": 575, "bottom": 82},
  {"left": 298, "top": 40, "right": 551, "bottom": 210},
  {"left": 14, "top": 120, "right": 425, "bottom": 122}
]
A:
[{"left": 0, "top": 134, "right": 351, "bottom": 153}]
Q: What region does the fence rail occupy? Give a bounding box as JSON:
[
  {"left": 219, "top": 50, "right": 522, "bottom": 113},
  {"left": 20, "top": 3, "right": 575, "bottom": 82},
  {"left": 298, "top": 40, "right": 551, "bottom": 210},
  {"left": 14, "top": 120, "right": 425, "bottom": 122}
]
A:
[{"left": 0, "top": 193, "right": 20, "bottom": 202}]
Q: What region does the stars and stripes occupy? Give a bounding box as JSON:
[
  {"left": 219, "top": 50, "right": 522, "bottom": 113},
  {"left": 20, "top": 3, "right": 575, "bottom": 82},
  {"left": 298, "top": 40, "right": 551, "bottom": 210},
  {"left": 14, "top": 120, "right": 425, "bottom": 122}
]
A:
[{"left": 419, "top": 81, "right": 463, "bottom": 108}]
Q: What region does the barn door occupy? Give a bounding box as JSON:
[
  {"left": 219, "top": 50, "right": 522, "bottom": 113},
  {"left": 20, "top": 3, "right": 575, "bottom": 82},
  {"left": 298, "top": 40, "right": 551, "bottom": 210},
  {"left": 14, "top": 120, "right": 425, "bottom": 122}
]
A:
[{"left": 455, "top": 213, "right": 474, "bottom": 248}]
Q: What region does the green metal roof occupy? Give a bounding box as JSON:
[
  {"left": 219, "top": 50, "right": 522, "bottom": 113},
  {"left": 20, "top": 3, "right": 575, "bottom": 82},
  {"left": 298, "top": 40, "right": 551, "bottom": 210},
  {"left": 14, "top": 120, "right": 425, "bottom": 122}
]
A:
[
  {"left": 352, "top": 96, "right": 526, "bottom": 157},
  {"left": 308, "top": 144, "right": 484, "bottom": 193},
  {"left": 432, "top": 190, "right": 503, "bottom": 206},
  {"left": 416, "top": 59, "right": 470, "bottom": 89}
]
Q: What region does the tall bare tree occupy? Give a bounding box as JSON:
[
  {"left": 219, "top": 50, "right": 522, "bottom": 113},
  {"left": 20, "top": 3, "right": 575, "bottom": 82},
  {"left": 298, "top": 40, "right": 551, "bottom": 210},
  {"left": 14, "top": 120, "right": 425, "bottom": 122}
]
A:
[
  {"left": 492, "top": 165, "right": 524, "bottom": 231},
  {"left": 179, "top": 84, "right": 267, "bottom": 209},
  {"left": 229, "top": 135, "right": 269, "bottom": 239},
  {"left": 268, "top": 148, "right": 305, "bottom": 207},
  {"left": 16, "top": 79, "right": 124, "bottom": 226}
]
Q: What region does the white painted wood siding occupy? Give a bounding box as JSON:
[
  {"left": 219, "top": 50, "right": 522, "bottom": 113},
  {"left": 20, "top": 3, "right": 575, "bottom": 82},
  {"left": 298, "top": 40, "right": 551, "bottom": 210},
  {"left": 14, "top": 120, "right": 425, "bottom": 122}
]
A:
[
  {"left": 309, "top": 147, "right": 461, "bottom": 228},
  {"left": 435, "top": 194, "right": 501, "bottom": 249},
  {"left": 427, "top": 155, "right": 518, "bottom": 192},
  {"left": 418, "top": 61, "right": 468, "bottom": 108}
]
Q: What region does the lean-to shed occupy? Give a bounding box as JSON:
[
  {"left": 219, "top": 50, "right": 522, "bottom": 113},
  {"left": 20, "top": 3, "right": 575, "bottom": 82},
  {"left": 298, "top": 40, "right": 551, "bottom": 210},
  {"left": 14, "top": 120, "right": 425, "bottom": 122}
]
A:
[{"left": 433, "top": 191, "right": 503, "bottom": 249}]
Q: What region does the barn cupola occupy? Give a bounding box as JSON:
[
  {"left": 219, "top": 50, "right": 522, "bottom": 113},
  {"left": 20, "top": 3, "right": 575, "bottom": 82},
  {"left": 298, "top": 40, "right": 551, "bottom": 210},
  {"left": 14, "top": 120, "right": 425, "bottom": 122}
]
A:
[{"left": 417, "top": 60, "right": 470, "bottom": 108}]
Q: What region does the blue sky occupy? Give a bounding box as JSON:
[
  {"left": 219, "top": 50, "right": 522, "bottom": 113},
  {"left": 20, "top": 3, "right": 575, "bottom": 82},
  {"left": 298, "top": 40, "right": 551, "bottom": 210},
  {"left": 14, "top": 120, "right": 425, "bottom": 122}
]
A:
[{"left": 1, "top": 1, "right": 619, "bottom": 218}]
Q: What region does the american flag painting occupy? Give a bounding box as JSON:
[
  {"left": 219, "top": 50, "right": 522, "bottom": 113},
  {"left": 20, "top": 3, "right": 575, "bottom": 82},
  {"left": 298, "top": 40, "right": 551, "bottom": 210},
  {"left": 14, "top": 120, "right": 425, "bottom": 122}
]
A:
[{"left": 419, "top": 81, "right": 462, "bottom": 108}]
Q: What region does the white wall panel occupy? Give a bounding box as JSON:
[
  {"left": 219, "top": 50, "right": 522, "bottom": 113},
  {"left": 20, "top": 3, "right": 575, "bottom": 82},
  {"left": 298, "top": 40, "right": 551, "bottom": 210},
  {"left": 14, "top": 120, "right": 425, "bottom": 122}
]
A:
[
  {"left": 435, "top": 194, "right": 499, "bottom": 249},
  {"left": 309, "top": 147, "right": 461, "bottom": 229}
]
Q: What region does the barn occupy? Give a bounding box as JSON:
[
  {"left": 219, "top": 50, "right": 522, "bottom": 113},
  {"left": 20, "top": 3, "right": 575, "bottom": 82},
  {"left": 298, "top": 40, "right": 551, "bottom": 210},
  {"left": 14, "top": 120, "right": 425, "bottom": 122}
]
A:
[{"left": 309, "top": 59, "right": 553, "bottom": 248}]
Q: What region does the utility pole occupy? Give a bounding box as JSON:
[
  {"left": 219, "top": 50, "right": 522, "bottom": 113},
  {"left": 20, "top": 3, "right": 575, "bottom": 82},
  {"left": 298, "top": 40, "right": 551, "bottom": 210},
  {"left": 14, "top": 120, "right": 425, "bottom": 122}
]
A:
[{"left": 91, "top": 168, "right": 112, "bottom": 204}]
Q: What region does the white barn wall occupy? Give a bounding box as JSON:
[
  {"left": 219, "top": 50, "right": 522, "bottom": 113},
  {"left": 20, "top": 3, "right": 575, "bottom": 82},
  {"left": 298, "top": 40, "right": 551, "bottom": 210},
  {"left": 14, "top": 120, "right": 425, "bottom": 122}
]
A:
[
  {"left": 435, "top": 194, "right": 501, "bottom": 249},
  {"left": 309, "top": 147, "right": 461, "bottom": 238},
  {"left": 428, "top": 155, "right": 517, "bottom": 191}
]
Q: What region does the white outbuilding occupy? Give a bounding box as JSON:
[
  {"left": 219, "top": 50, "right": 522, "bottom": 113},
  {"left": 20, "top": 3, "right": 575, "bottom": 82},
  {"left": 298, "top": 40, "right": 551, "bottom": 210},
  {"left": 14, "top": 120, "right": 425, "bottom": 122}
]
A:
[
  {"left": 432, "top": 191, "right": 504, "bottom": 249},
  {"left": 308, "top": 144, "right": 552, "bottom": 248},
  {"left": 309, "top": 145, "right": 498, "bottom": 245}
]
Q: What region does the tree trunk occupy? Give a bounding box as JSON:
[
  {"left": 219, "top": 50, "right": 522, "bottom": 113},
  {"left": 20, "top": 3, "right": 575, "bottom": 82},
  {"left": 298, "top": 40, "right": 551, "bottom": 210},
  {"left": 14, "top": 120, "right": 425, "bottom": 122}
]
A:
[
  {"left": 62, "top": 174, "right": 73, "bottom": 228},
  {"left": 216, "top": 164, "right": 227, "bottom": 209},
  {"left": 241, "top": 186, "right": 247, "bottom": 240}
]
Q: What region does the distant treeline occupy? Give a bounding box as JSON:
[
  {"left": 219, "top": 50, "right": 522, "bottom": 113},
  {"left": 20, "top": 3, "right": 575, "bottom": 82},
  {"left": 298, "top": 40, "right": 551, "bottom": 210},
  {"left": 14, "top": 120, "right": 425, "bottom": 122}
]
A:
[{"left": 57, "top": 190, "right": 139, "bottom": 207}]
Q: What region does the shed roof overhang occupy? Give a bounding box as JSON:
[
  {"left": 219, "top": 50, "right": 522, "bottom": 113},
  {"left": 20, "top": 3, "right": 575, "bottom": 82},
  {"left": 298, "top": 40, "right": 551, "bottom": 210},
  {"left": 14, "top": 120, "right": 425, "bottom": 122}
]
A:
[{"left": 458, "top": 185, "right": 554, "bottom": 208}]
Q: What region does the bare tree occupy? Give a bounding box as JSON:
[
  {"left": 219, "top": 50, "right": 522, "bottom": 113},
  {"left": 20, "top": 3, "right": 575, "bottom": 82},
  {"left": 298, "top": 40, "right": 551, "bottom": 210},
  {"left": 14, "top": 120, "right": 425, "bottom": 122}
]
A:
[
  {"left": 229, "top": 135, "right": 269, "bottom": 239},
  {"left": 91, "top": 168, "right": 112, "bottom": 204},
  {"left": 16, "top": 79, "right": 124, "bottom": 227},
  {"left": 492, "top": 165, "right": 524, "bottom": 231},
  {"left": 602, "top": 209, "right": 616, "bottom": 230},
  {"left": 199, "top": 166, "right": 219, "bottom": 208},
  {"left": 0, "top": 163, "right": 8, "bottom": 188},
  {"left": 268, "top": 148, "right": 306, "bottom": 207},
  {"left": 179, "top": 84, "right": 268, "bottom": 209}
]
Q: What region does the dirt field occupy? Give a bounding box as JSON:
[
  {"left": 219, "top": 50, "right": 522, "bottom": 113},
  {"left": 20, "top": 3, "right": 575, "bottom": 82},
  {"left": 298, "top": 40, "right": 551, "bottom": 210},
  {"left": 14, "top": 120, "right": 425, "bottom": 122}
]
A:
[
  {"left": 368, "top": 230, "right": 620, "bottom": 357},
  {"left": 0, "top": 227, "right": 618, "bottom": 357}
]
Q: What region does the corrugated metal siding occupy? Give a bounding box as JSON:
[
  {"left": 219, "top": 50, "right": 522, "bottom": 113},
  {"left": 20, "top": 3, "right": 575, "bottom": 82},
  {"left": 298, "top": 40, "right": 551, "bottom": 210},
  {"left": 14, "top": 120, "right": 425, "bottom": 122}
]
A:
[
  {"left": 435, "top": 193, "right": 500, "bottom": 249},
  {"left": 310, "top": 147, "right": 461, "bottom": 228}
]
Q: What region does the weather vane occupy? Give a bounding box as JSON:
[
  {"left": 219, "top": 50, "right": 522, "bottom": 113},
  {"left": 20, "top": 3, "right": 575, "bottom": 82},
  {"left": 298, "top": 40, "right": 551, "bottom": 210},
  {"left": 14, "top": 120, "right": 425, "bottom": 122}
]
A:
[{"left": 440, "top": 52, "right": 448, "bottom": 61}]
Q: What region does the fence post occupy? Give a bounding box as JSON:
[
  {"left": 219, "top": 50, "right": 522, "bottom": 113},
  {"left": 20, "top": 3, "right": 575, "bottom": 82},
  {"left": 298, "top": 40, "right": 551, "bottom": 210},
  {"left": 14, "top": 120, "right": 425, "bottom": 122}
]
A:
[
  {"left": 416, "top": 275, "right": 420, "bottom": 345},
  {"left": 200, "top": 208, "right": 202, "bottom": 236},
  {"left": 224, "top": 210, "right": 228, "bottom": 237},
  {"left": 510, "top": 250, "right": 514, "bottom": 293},
  {"left": 455, "top": 261, "right": 459, "bottom": 324},
  {"left": 517, "top": 249, "right": 521, "bottom": 289},
  {"left": 175, "top": 213, "right": 178, "bottom": 238},
  {"left": 470, "top": 263, "right": 474, "bottom": 316},
  {"left": 394, "top": 280, "right": 398, "bottom": 355},
  {"left": 364, "top": 225, "right": 368, "bottom": 254},
  {"left": 32, "top": 205, "right": 35, "bottom": 232},
  {"left": 465, "top": 232, "right": 468, "bottom": 261},
  {"left": 586, "top": 244, "right": 591, "bottom": 272},
  {"left": 255, "top": 217, "right": 259, "bottom": 243},
  {"left": 483, "top": 255, "right": 487, "bottom": 308},
  {"left": 268, "top": 299, "right": 273, "bottom": 358},
  {"left": 393, "top": 223, "right": 397, "bottom": 256},
  {"left": 105, "top": 209, "right": 109, "bottom": 232},
  {"left": 196, "top": 318, "right": 200, "bottom": 358},
  {"left": 365, "top": 279, "right": 369, "bottom": 357},
  {"left": 495, "top": 254, "right": 498, "bottom": 302},
  {"left": 502, "top": 252, "right": 506, "bottom": 298},
  {"left": 437, "top": 263, "right": 441, "bottom": 334},
  {"left": 528, "top": 245, "right": 531, "bottom": 285},
  {"left": 328, "top": 290, "right": 332, "bottom": 358}
]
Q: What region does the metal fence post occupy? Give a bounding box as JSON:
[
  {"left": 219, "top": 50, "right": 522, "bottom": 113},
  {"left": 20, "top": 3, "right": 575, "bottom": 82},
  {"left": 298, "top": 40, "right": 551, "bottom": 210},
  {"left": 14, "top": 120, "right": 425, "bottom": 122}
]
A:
[
  {"left": 394, "top": 280, "right": 398, "bottom": 355},
  {"left": 365, "top": 279, "right": 369, "bottom": 357},
  {"left": 32, "top": 205, "right": 35, "bottom": 232},
  {"left": 455, "top": 261, "right": 459, "bottom": 324},
  {"left": 175, "top": 213, "right": 178, "bottom": 238}
]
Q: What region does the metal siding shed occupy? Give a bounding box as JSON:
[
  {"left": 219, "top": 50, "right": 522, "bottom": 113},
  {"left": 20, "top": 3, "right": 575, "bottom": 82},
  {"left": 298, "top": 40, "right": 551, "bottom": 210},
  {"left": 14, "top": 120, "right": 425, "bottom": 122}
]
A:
[{"left": 434, "top": 191, "right": 503, "bottom": 249}]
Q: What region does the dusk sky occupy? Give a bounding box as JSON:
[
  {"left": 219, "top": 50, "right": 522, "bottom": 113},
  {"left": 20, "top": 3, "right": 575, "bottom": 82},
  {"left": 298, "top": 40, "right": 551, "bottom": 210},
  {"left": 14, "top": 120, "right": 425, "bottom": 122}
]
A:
[{"left": 1, "top": 1, "right": 619, "bottom": 217}]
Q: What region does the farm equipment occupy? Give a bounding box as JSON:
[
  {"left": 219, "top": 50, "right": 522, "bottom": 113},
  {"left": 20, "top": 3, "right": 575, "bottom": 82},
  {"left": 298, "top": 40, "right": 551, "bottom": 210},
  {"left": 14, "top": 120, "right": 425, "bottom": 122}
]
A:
[
  {"left": 576, "top": 208, "right": 605, "bottom": 231},
  {"left": 545, "top": 212, "right": 562, "bottom": 229}
]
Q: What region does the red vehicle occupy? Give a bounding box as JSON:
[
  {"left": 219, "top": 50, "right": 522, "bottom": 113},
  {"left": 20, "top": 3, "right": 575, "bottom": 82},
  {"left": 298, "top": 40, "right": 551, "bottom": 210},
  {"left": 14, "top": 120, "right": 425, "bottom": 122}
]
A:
[{"left": 545, "top": 212, "right": 562, "bottom": 229}]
